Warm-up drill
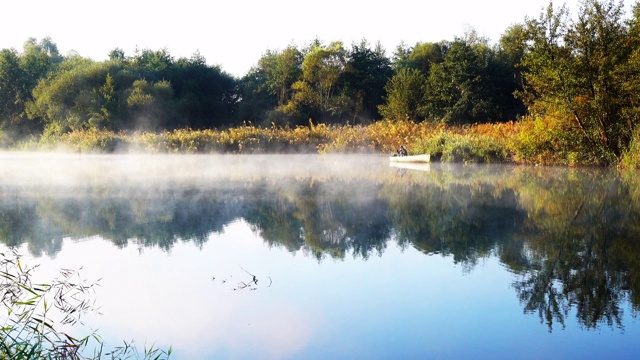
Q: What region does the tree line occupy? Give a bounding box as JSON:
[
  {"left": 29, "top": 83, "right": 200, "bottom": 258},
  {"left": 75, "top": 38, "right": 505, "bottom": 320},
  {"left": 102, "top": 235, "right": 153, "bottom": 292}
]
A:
[
  {"left": 0, "top": 32, "right": 523, "bottom": 134},
  {"left": 1, "top": 0, "right": 639, "bottom": 161}
]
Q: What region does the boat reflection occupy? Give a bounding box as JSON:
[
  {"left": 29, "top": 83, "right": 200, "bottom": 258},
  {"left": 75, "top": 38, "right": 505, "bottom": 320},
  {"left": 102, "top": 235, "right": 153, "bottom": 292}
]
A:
[{"left": 390, "top": 162, "right": 431, "bottom": 172}]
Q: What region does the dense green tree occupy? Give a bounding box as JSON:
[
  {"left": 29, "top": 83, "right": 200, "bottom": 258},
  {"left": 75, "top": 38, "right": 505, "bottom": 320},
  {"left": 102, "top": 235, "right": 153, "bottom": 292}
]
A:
[
  {"left": 621, "top": 2, "right": 640, "bottom": 141},
  {"left": 378, "top": 67, "right": 426, "bottom": 121},
  {"left": 406, "top": 41, "right": 447, "bottom": 75},
  {"left": 381, "top": 30, "right": 522, "bottom": 124},
  {"left": 0, "top": 38, "right": 63, "bottom": 139},
  {"left": 520, "top": 0, "right": 634, "bottom": 162},
  {"left": 26, "top": 57, "right": 114, "bottom": 134},
  {"left": 20, "top": 37, "right": 62, "bottom": 90},
  {"left": 239, "top": 46, "right": 303, "bottom": 126},
  {"left": 390, "top": 41, "right": 412, "bottom": 71},
  {"left": 0, "top": 50, "right": 27, "bottom": 129},
  {"left": 236, "top": 67, "right": 279, "bottom": 125},
  {"left": 27, "top": 55, "right": 128, "bottom": 133},
  {"left": 258, "top": 46, "right": 303, "bottom": 107},
  {"left": 341, "top": 40, "right": 393, "bottom": 123},
  {"left": 108, "top": 48, "right": 125, "bottom": 62},
  {"left": 423, "top": 38, "right": 498, "bottom": 123},
  {"left": 381, "top": 41, "right": 446, "bottom": 122},
  {"left": 496, "top": 24, "right": 528, "bottom": 120},
  {"left": 274, "top": 40, "right": 393, "bottom": 125},
  {"left": 24, "top": 46, "right": 239, "bottom": 133},
  {"left": 133, "top": 48, "right": 173, "bottom": 79},
  {"left": 125, "top": 49, "right": 239, "bottom": 129},
  {"left": 284, "top": 41, "right": 349, "bottom": 123},
  {"left": 169, "top": 52, "right": 239, "bottom": 129},
  {"left": 499, "top": 24, "right": 528, "bottom": 85}
]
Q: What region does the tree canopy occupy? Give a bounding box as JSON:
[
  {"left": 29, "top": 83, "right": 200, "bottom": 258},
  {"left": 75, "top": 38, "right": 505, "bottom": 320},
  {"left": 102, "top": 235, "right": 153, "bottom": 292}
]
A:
[{"left": 1, "top": 0, "right": 640, "bottom": 164}]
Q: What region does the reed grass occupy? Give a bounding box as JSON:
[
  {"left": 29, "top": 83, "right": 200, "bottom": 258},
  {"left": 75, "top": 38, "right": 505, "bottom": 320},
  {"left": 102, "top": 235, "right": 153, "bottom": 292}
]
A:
[
  {"left": 15, "top": 118, "right": 640, "bottom": 166},
  {"left": 620, "top": 126, "right": 640, "bottom": 169},
  {"left": 0, "top": 250, "right": 171, "bottom": 360}
]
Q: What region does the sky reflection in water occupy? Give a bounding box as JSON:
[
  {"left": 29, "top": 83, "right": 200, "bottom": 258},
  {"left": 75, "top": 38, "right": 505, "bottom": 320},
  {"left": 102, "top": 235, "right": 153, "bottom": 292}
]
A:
[{"left": 1, "top": 153, "right": 640, "bottom": 359}]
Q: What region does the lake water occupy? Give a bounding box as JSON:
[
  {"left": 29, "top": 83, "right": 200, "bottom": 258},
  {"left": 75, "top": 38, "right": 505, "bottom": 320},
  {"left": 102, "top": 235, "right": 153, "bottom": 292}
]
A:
[{"left": 1, "top": 152, "right": 639, "bottom": 359}]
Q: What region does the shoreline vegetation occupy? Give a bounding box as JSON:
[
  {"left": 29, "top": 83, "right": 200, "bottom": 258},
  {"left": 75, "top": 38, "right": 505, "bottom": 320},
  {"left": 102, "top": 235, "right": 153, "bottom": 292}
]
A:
[
  {"left": 2, "top": 1, "right": 640, "bottom": 170},
  {"left": 13, "top": 118, "right": 640, "bottom": 169}
]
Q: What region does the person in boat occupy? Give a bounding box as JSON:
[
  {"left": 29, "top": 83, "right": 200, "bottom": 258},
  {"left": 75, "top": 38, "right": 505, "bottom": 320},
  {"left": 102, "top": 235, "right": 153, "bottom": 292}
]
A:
[{"left": 397, "top": 145, "right": 408, "bottom": 156}]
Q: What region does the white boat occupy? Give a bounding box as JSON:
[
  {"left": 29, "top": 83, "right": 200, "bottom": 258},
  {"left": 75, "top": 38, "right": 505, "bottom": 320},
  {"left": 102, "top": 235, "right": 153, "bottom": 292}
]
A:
[{"left": 389, "top": 154, "right": 431, "bottom": 163}]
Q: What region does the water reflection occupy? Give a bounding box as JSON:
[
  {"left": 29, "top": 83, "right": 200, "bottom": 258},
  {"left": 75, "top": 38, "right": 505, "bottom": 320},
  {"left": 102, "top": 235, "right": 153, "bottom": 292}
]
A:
[{"left": 0, "top": 153, "right": 639, "bottom": 333}]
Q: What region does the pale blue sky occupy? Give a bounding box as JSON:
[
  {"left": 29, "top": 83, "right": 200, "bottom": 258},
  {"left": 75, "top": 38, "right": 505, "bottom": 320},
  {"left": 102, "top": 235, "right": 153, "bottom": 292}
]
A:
[{"left": 1, "top": 0, "right": 621, "bottom": 77}]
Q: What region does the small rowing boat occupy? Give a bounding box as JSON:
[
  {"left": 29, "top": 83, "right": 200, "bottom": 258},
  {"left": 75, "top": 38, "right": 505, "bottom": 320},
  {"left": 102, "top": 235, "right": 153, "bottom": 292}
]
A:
[{"left": 389, "top": 154, "right": 431, "bottom": 163}]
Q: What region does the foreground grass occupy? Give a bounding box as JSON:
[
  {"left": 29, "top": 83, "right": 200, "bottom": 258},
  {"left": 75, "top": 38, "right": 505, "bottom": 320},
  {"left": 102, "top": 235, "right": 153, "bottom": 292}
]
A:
[
  {"left": 15, "top": 119, "right": 640, "bottom": 167},
  {"left": 0, "top": 250, "right": 171, "bottom": 360}
]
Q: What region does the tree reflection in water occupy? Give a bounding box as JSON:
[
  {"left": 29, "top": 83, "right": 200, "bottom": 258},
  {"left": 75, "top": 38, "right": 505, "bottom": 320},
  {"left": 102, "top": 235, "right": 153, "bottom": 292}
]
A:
[
  {"left": 509, "top": 167, "right": 640, "bottom": 331},
  {"left": 0, "top": 158, "right": 639, "bottom": 332}
]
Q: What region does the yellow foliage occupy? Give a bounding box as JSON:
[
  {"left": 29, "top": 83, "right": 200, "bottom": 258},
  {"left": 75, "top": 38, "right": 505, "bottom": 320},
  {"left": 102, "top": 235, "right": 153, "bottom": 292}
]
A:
[{"left": 21, "top": 118, "right": 606, "bottom": 166}]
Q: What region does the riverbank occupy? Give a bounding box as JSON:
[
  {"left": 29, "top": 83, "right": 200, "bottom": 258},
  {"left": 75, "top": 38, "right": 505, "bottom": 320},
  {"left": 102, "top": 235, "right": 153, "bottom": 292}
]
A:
[{"left": 11, "top": 119, "right": 640, "bottom": 168}]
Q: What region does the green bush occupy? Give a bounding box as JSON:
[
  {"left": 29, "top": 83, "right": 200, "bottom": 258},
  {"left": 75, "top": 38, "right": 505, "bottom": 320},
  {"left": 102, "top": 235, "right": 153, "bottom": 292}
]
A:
[{"left": 415, "top": 132, "right": 509, "bottom": 163}]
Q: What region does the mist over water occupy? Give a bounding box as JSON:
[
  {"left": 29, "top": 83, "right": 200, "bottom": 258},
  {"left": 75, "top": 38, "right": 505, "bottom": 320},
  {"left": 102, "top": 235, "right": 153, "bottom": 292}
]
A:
[
  {"left": 1, "top": 152, "right": 640, "bottom": 358},
  {"left": 0, "top": 152, "right": 387, "bottom": 191}
]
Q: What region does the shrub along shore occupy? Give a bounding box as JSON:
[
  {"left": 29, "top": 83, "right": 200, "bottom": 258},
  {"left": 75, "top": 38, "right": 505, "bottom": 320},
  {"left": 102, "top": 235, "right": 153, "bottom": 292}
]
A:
[{"left": 14, "top": 119, "right": 640, "bottom": 169}]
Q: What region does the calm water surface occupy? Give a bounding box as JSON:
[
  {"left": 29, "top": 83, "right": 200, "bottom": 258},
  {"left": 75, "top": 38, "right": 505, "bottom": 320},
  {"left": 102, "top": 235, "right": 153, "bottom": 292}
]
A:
[{"left": 1, "top": 152, "right": 639, "bottom": 359}]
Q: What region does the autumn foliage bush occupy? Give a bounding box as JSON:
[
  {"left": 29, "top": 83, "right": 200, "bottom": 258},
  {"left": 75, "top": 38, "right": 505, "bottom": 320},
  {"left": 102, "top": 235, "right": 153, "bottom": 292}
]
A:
[{"left": 19, "top": 118, "right": 640, "bottom": 167}]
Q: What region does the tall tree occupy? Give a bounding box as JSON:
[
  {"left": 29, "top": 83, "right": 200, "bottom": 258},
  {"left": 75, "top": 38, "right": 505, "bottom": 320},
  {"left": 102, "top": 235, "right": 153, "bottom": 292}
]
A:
[
  {"left": 236, "top": 66, "right": 279, "bottom": 125},
  {"left": 258, "top": 46, "right": 303, "bottom": 107},
  {"left": 621, "top": 1, "right": 640, "bottom": 136},
  {"left": 342, "top": 40, "right": 393, "bottom": 123},
  {"left": 391, "top": 41, "right": 412, "bottom": 71},
  {"left": 406, "top": 41, "right": 447, "bottom": 75},
  {"left": 497, "top": 24, "right": 528, "bottom": 120},
  {"left": 499, "top": 24, "right": 528, "bottom": 85},
  {"left": 169, "top": 53, "right": 239, "bottom": 129},
  {"left": 0, "top": 49, "right": 26, "bottom": 125},
  {"left": 26, "top": 57, "right": 124, "bottom": 134},
  {"left": 20, "top": 37, "right": 62, "bottom": 91},
  {"left": 423, "top": 38, "right": 502, "bottom": 123},
  {"left": 520, "top": 0, "right": 633, "bottom": 162},
  {"left": 378, "top": 67, "right": 426, "bottom": 121},
  {"left": 285, "top": 41, "right": 349, "bottom": 123},
  {"left": 108, "top": 48, "right": 125, "bottom": 62},
  {"left": 133, "top": 48, "right": 173, "bottom": 80},
  {"left": 0, "top": 38, "right": 64, "bottom": 138}
]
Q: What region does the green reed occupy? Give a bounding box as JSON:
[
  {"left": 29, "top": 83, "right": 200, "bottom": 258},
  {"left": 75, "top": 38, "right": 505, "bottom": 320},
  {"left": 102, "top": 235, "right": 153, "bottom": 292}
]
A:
[{"left": 0, "top": 250, "right": 171, "bottom": 360}]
